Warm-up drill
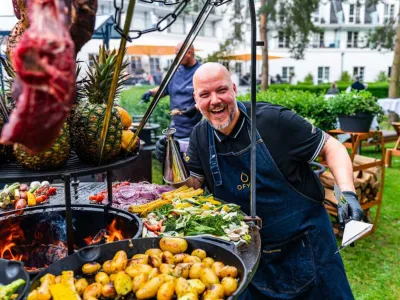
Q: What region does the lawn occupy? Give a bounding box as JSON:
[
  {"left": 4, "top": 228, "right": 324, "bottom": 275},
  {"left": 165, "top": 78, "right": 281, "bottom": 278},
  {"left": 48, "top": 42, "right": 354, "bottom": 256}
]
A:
[
  {"left": 120, "top": 85, "right": 399, "bottom": 299},
  {"left": 341, "top": 143, "right": 400, "bottom": 300}
]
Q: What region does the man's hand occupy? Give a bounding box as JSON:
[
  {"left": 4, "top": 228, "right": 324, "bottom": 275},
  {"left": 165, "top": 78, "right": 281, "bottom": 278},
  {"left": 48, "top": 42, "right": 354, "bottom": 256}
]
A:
[
  {"left": 169, "top": 109, "right": 182, "bottom": 116},
  {"left": 338, "top": 191, "right": 364, "bottom": 225},
  {"left": 140, "top": 91, "right": 152, "bottom": 104},
  {"left": 155, "top": 136, "right": 180, "bottom": 163}
]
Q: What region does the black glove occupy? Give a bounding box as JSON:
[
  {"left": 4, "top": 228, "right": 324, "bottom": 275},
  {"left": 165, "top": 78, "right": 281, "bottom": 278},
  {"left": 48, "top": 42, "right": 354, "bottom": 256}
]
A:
[
  {"left": 140, "top": 91, "right": 152, "bottom": 104},
  {"left": 155, "top": 136, "right": 180, "bottom": 163},
  {"left": 337, "top": 191, "right": 364, "bottom": 225}
]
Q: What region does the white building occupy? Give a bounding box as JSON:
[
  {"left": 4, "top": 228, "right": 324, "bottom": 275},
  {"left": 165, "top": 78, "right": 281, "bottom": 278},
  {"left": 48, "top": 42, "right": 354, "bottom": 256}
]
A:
[
  {"left": 1, "top": 0, "right": 397, "bottom": 85},
  {"left": 267, "top": 0, "right": 396, "bottom": 84}
]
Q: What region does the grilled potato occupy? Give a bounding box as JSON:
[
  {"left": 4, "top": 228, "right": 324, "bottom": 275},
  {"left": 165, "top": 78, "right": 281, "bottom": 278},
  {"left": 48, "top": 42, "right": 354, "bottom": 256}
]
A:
[
  {"left": 187, "top": 279, "right": 206, "bottom": 294},
  {"left": 149, "top": 254, "right": 162, "bottom": 268},
  {"left": 111, "top": 251, "right": 128, "bottom": 273},
  {"left": 191, "top": 249, "right": 207, "bottom": 260},
  {"left": 157, "top": 281, "right": 175, "bottom": 300},
  {"left": 148, "top": 268, "right": 161, "bottom": 280},
  {"left": 125, "top": 264, "right": 153, "bottom": 278},
  {"left": 82, "top": 262, "right": 101, "bottom": 275},
  {"left": 101, "top": 282, "right": 117, "bottom": 298},
  {"left": 221, "top": 277, "right": 238, "bottom": 296},
  {"left": 204, "top": 283, "right": 225, "bottom": 299},
  {"left": 178, "top": 292, "right": 198, "bottom": 300},
  {"left": 200, "top": 268, "right": 220, "bottom": 288},
  {"left": 189, "top": 263, "right": 204, "bottom": 279},
  {"left": 95, "top": 272, "right": 110, "bottom": 285},
  {"left": 83, "top": 282, "right": 102, "bottom": 299},
  {"left": 102, "top": 260, "right": 113, "bottom": 275},
  {"left": 175, "top": 277, "right": 196, "bottom": 297},
  {"left": 75, "top": 278, "right": 89, "bottom": 296},
  {"left": 174, "top": 253, "right": 189, "bottom": 264},
  {"left": 202, "top": 257, "right": 215, "bottom": 268},
  {"left": 114, "top": 271, "right": 133, "bottom": 296},
  {"left": 212, "top": 262, "right": 225, "bottom": 277},
  {"left": 133, "top": 273, "right": 149, "bottom": 293},
  {"left": 145, "top": 248, "right": 163, "bottom": 257},
  {"left": 159, "top": 264, "right": 175, "bottom": 275},
  {"left": 184, "top": 256, "right": 201, "bottom": 264},
  {"left": 159, "top": 237, "right": 188, "bottom": 254},
  {"left": 136, "top": 277, "right": 164, "bottom": 300},
  {"left": 161, "top": 251, "right": 175, "bottom": 264},
  {"left": 219, "top": 266, "right": 238, "bottom": 278}
]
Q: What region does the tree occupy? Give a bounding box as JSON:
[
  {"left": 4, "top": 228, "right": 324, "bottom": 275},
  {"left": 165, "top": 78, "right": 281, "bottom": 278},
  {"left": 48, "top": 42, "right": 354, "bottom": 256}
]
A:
[
  {"left": 258, "top": 0, "right": 320, "bottom": 90},
  {"left": 367, "top": 0, "right": 399, "bottom": 97}
]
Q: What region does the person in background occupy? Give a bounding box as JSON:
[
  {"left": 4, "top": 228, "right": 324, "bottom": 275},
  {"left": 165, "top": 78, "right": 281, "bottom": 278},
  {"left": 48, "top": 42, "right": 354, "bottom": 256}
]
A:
[
  {"left": 275, "top": 74, "right": 282, "bottom": 84},
  {"left": 141, "top": 42, "right": 202, "bottom": 139},
  {"left": 326, "top": 82, "right": 340, "bottom": 95},
  {"left": 350, "top": 76, "right": 365, "bottom": 92},
  {"left": 153, "top": 67, "right": 163, "bottom": 85}
]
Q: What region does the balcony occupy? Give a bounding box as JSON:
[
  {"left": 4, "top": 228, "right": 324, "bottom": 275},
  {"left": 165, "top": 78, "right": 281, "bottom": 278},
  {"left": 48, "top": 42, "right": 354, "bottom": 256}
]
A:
[{"left": 309, "top": 40, "right": 340, "bottom": 49}]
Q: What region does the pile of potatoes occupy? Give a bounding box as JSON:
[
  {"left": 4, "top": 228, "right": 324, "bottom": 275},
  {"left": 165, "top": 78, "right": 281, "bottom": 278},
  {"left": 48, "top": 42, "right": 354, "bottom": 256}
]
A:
[{"left": 30, "top": 237, "right": 240, "bottom": 300}]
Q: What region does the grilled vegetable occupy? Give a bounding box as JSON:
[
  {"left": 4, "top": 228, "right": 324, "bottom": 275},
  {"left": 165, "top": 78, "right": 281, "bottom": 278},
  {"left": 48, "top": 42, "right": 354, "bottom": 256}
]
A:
[
  {"left": 75, "top": 278, "right": 89, "bottom": 296},
  {"left": 114, "top": 271, "right": 132, "bottom": 296},
  {"left": 101, "top": 282, "right": 117, "bottom": 298},
  {"left": 136, "top": 277, "right": 164, "bottom": 300},
  {"left": 0, "top": 278, "right": 25, "bottom": 300},
  {"left": 219, "top": 266, "right": 238, "bottom": 278},
  {"left": 83, "top": 283, "right": 102, "bottom": 299},
  {"left": 175, "top": 278, "right": 195, "bottom": 297},
  {"left": 95, "top": 272, "right": 110, "bottom": 285},
  {"left": 48, "top": 283, "right": 76, "bottom": 300},
  {"left": 110, "top": 251, "right": 128, "bottom": 273},
  {"left": 204, "top": 283, "right": 225, "bottom": 299},
  {"left": 157, "top": 281, "right": 175, "bottom": 300},
  {"left": 221, "top": 277, "right": 238, "bottom": 296},
  {"left": 187, "top": 279, "right": 206, "bottom": 294},
  {"left": 27, "top": 192, "right": 36, "bottom": 206},
  {"left": 200, "top": 268, "right": 220, "bottom": 288},
  {"left": 159, "top": 237, "right": 188, "bottom": 254},
  {"left": 132, "top": 273, "right": 148, "bottom": 293},
  {"left": 82, "top": 262, "right": 100, "bottom": 275},
  {"left": 191, "top": 249, "right": 207, "bottom": 260}
]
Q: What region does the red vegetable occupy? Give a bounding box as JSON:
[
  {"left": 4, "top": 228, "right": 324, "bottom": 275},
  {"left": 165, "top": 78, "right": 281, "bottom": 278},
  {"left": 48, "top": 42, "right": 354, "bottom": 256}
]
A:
[
  {"left": 47, "top": 187, "right": 57, "bottom": 196},
  {"left": 19, "top": 184, "right": 29, "bottom": 191},
  {"left": 144, "top": 222, "right": 159, "bottom": 232},
  {"left": 36, "top": 195, "right": 47, "bottom": 203},
  {"left": 20, "top": 191, "right": 27, "bottom": 200},
  {"left": 15, "top": 199, "right": 27, "bottom": 210}
]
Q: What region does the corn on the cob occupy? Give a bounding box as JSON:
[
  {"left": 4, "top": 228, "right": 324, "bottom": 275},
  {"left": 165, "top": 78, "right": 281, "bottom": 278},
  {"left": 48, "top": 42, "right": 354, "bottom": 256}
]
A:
[
  {"left": 161, "top": 185, "right": 189, "bottom": 198},
  {"left": 177, "top": 188, "right": 204, "bottom": 199},
  {"left": 49, "top": 283, "right": 79, "bottom": 300},
  {"left": 140, "top": 200, "right": 172, "bottom": 217},
  {"left": 128, "top": 199, "right": 164, "bottom": 213},
  {"left": 164, "top": 188, "right": 194, "bottom": 200}
]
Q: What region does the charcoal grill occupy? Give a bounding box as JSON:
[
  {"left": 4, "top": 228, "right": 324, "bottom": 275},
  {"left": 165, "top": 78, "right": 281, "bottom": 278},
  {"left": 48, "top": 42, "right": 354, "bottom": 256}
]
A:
[{"left": 0, "top": 204, "right": 142, "bottom": 275}]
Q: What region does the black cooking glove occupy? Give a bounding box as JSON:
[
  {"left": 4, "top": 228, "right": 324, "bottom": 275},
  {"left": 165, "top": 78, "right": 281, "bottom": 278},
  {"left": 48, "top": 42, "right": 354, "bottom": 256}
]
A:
[
  {"left": 155, "top": 136, "right": 180, "bottom": 163},
  {"left": 140, "top": 91, "right": 152, "bottom": 104},
  {"left": 337, "top": 191, "right": 364, "bottom": 225}
]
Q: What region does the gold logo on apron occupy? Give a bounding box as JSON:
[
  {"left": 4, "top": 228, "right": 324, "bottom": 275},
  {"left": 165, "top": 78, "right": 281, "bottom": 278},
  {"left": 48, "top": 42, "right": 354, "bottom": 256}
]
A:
[{"left": 237, "top": 172, "right": 250, "bottom": 191}]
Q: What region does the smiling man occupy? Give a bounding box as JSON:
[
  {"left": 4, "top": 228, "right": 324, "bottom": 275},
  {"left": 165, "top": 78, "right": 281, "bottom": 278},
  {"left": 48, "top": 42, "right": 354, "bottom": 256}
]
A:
[{"left": 155, "top": 62, "right": 363, "bottom": 299}]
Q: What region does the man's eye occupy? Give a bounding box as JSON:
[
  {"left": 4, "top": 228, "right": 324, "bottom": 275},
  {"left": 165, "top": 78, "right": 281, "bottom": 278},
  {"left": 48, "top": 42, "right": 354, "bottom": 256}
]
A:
[
  {"left": 218, "top": 89, "right": 227, "bottom": 93},
  {"left": 200, "top": 93, "right": 209, "bottom": 98}
]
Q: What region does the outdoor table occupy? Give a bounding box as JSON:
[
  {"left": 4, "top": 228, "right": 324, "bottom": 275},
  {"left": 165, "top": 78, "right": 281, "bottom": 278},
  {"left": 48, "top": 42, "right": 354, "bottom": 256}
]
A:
[
  {"left": 130, "top": 122, "right": 160, "bottom": 145},
  {"left": 377, "top": 98, "right": 400, "bottom": 116}
]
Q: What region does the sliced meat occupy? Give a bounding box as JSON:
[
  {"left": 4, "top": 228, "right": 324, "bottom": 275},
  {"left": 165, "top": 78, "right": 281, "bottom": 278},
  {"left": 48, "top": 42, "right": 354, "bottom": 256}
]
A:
[{"left": 1, "top": 0, "right": 76, "bottom": 153}]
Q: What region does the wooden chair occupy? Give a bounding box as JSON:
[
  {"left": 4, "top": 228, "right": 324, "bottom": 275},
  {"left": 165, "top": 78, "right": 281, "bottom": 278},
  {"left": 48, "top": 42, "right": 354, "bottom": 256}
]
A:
[{"left": 385, "top": 122, "right": 400, "bottom": 167}]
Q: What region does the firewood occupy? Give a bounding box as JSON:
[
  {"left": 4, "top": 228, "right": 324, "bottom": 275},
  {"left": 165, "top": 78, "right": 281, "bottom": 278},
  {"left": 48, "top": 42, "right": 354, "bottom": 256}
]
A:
[
  {"left": 320, "top": 171, "right": 335, "bottom": 188},
  {"left": 324, "top": 188, "right": 338, "bottom": 206}
]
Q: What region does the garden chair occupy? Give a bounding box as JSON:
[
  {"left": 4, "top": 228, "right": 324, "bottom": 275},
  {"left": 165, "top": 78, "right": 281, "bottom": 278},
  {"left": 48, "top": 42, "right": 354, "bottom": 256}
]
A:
[{"left": 385, "top": 122, "right": 400, "bottom": 167}]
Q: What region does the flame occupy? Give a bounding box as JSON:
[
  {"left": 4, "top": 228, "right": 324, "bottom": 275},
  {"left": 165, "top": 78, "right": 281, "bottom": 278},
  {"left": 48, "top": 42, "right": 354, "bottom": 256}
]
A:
[
  {"left": 83, "top": 219, "right": 125, "bottom": 245},
  {"left": 0, "top": 218, "right": 26, "bottom": 262}
]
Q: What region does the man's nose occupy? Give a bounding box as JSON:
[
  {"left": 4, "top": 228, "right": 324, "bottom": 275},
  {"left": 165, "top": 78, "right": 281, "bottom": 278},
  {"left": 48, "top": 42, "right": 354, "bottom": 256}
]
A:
[{"left": 210, "top": 93, "right": 221, "bottom": 105}]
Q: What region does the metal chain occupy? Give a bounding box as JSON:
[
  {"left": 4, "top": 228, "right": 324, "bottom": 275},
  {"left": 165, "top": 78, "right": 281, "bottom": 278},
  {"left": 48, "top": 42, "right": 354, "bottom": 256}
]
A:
[{"left": 112, "top": 0, "right": 230, "bottom": 41}]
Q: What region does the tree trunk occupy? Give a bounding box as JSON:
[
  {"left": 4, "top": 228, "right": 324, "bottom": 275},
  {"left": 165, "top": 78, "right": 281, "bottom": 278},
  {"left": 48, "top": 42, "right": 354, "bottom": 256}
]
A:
[
  {"left": 389, "top": 6, "right": 400, "bottom": 98},
  {"left": 259, "top": 0, "right": 269, "bottom": 90}
]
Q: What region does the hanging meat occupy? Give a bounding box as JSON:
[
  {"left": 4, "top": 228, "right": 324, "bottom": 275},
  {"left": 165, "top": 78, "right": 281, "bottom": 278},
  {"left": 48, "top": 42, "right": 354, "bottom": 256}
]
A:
[
  {"left": 0, "top": 0, "right": 76, "bottom": 153},
  {"left": 69, "top": 0, "right": 98, "bottom": 54},
  {"left": 6, "top": 0, "right": 29, "bottom": 59}
]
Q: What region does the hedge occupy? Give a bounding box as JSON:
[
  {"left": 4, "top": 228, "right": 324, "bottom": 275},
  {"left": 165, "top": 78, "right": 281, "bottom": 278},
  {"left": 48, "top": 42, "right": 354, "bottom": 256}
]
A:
[
  {"left": 267, "top": 82, "right": 389, "bottom": 99},
  {"left": 237, "top": 90, "right": 336, "bottom": 132}
]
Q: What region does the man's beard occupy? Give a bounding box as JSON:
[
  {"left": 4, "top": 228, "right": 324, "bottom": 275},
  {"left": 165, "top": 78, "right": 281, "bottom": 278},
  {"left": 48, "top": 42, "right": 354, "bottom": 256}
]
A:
[{"left": 206, "top": 106, "right": 236, "bottom": 131}]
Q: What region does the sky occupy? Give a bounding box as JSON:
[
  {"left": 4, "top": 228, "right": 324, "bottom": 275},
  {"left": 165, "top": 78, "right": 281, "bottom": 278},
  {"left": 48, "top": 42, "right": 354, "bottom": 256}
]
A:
[{"left": 1, "top": 1, "right": 16, "bottom": 16}]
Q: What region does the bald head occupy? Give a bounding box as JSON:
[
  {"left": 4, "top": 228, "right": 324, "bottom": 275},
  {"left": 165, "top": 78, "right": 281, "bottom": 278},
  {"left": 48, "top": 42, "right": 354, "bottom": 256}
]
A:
[
  {"left": 193, "top": 63, "right": 232, "bottom": 91},
  {"left": 176, "top": 42, "right": 196, "bottom": 67}
]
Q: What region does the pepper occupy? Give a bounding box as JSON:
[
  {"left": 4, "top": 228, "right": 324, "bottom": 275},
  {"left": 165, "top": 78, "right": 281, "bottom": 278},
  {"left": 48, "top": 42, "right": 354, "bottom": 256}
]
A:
[
  {"left": 144, "top": 221, "right": 159, "bottom": 232},
  {"left": 36, "top": 195, "right": 48, "bottom": 203},
  {"left": 27, "top": 192, "right": 36, "bottom": 206}
]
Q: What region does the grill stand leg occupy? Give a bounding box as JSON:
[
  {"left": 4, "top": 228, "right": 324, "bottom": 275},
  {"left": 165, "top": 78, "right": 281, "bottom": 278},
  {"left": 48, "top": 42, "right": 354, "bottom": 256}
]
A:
[{"left": 64, "top": 174, "right": 74, "bottom": 255}]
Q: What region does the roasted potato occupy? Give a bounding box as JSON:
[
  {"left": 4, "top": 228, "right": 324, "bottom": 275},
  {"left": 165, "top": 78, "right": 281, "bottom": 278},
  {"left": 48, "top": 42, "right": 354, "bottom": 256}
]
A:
[
  {"left": 101, "top": 282, "right": 117, "bottom": 298},
  {"left": 205, "top": 283, "right": 225, "bottom": 299},
  {"left": 157, "top": 281, "right": 175, "bottom": 300},
  {"left": 200, "top": 268, "right": 220, "bottom": 288},
  {"left": 189, "top": 263, "right": 204, "bottom": 279},
  {"left": 173, "top": 263, "right": 191, "bottom": 279},
  {"left": 95, "top": 272, "right": 110, "bottom": 285},
  {"left": 102, "top": 260, "right": 113, "bottom": 275},
  {"left": 129, "top": 254, "right": 149, "bottom": 265},
  {"left": 37, "top": 274, "right": 55, "bottom": 300},
  {"left": 202, "top": 257, "right": 215, "bottom": 268},
  {"left": 114, "top": 271, "right": 133, "bottom": 296},
  {"left": 161, "top": 251, "right": 175, "bottom": 264},
  {"left": 82, "top": 262, "right": 101, "bottom": 275},
  {"left": 212, "top": 262, "right": 225, "bottom": 277},
  {"left": 221, "top": 277, "right": 238, "bottom": 296},
  {"left": 145, "top": 248, "right": 163, "bottom": 257},
  {"left": 219, "top": 266, "right": 238, "bottom": 278},
  {"left": 111, "top": 251, "right": 128, "bottom": 273},
  {"left": 159, "top": 237, "right": 188, "bottom": 254},
  {"left": 133, "top": 273, "right": 149, "bottom": 293},
  {"left": 174, "top": 253, "right": 189, "bottom": 264},
  {"left": 191, "top": 249, "right": 207, "bottom": 260},
  {"left": 27, "top": 290, "right": 38, "bottom": 300},
  {"left": 55, "top": 275, "right": 62, "bottom": 284},
  {"left": 136, "top": 277, "right": 164, "bottom": 300},
  {"left": 125, "top": 264, "right": 153, "bottom": 278},
  {"left": 109, "top": 274, "right": 117, "bottom": 282},
  {"left": 75, "top": 278, "right": 89, "bottom": 296},
  {"left": 187, "top": 279, "right": 206, "bottom": 294},
  {"left": 148, "top": 268, "right": 161, "bottom": 280},
  {"left": 159, "top": 264, "right": 175, "bottom": 275},
  {"left": 149, "top": 254, "right": 162, "bottom": 268},
  {"left": 83, "top": 282, "right": 102, "bottom": 300},
  {"left": 157, "top": 274, "right": 175, "bottom": 283},
  {"left": 183, "top": 256, "right": 201, "bottom": 264},
  {"left": 178, "top": 292, "right": 199, "bottom": 300},
  {"left": 175, "top": 277, "right": 196, "bottom": 297}
]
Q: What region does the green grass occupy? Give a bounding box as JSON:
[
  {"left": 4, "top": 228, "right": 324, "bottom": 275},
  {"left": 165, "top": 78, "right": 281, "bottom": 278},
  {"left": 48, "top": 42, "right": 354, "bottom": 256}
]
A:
[{"left": 342, "top": 142, "right": 400, "bottom": 299}]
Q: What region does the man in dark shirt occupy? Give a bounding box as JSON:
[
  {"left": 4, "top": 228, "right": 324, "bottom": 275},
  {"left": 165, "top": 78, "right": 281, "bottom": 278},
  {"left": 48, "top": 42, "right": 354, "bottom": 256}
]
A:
[
  {"left": 156, "top": 63, "right": 362, "bottom": 299},
  {"left": 141, "top": 42, "right": 202, "bottom": 139},
  {"left": 350, "top": 76, "right": 365, "bottom": 92}
]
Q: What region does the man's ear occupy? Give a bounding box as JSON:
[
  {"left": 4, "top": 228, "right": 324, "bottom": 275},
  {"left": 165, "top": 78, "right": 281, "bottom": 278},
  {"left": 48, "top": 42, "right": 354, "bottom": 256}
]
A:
[{"left": 232, "top": 83, "right": 237, "bottom": 94}]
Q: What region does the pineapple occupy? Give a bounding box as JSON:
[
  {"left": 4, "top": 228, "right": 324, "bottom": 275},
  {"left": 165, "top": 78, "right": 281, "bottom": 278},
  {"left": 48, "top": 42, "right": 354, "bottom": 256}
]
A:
[
  {"left": 0, "top": 113, "right": 14, "bottom": 164},
  {"left": 14, "top": 122, "right": 71, "bottom": 170},
  {"left": 71, "top": 45, "right": 129, "bottom": 164}
]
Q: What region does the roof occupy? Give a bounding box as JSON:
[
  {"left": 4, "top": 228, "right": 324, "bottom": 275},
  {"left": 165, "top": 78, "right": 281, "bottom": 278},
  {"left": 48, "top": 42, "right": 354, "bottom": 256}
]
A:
[
  {"left": 0, "top": 16, "right": 18, "bottom": 35},
  {"left": 92, "top": 15, "right": 121, "bottom": 40}
]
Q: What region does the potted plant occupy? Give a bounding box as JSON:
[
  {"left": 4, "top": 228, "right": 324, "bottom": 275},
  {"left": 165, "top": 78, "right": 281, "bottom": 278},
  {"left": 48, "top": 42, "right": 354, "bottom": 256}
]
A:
[{"left": 327, "top": 91, "right": 384, "bottom": 132}]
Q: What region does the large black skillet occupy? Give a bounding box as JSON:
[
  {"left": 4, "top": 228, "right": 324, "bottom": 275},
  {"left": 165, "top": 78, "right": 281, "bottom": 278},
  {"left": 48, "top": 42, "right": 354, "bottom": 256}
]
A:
[{"left": 30, "top": 236, "right": 248, "bottom": 299}]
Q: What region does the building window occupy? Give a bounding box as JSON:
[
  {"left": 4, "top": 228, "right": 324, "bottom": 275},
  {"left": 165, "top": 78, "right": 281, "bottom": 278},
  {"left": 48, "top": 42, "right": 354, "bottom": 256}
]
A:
[
  {"left": 349, "top": 4, "right": 361, "bottom": 23},
  {"left": 278, "top": 31, "right": 289, "bottom": 48},
  {"left": 318, "top": 67, "right": 330, "bottom": 84},
  {"left": 235, "top": 62, "right": 242, "bottom": 76},
  {"left": 222, "top": 61, "right": 230, "bottom": 70},
  {"left": 312, "top": 32, "right": 325, "bottom": 48},
  {"left": 282, "top": 67, "right": 294, "bottom": 83},
  {"left": 312, "top": 7, "right": 320, "bottom": 23},
  {"left": 130, "top": 57, "right": 142, "bottom": 73},
  {"left": 347, "top": 31, "right": 359, "bottom": 48},
  {"left": 384, "top": 4, "right": 395, "bottom": 23},
  {"left": 150, "top": 58, "right": 160, "bottom": 74},
  {"left": 353, "top": 67, "right": 365, "bottom": 81}
]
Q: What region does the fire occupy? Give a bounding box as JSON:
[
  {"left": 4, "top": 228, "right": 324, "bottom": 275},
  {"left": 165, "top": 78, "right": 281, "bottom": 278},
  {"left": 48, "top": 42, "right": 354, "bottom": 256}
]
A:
[
  {"left": 84, "top": 219, "right": 125, "bottom": 245},
  {"left": 0, "top": 218, "right": 27, "bottom": 262}
]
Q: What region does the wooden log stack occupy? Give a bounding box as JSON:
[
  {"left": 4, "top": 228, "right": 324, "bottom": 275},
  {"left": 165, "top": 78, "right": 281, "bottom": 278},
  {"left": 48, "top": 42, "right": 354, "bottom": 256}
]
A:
[{"left": 321, "top": 155, "right": 381, "bottom": 221}]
